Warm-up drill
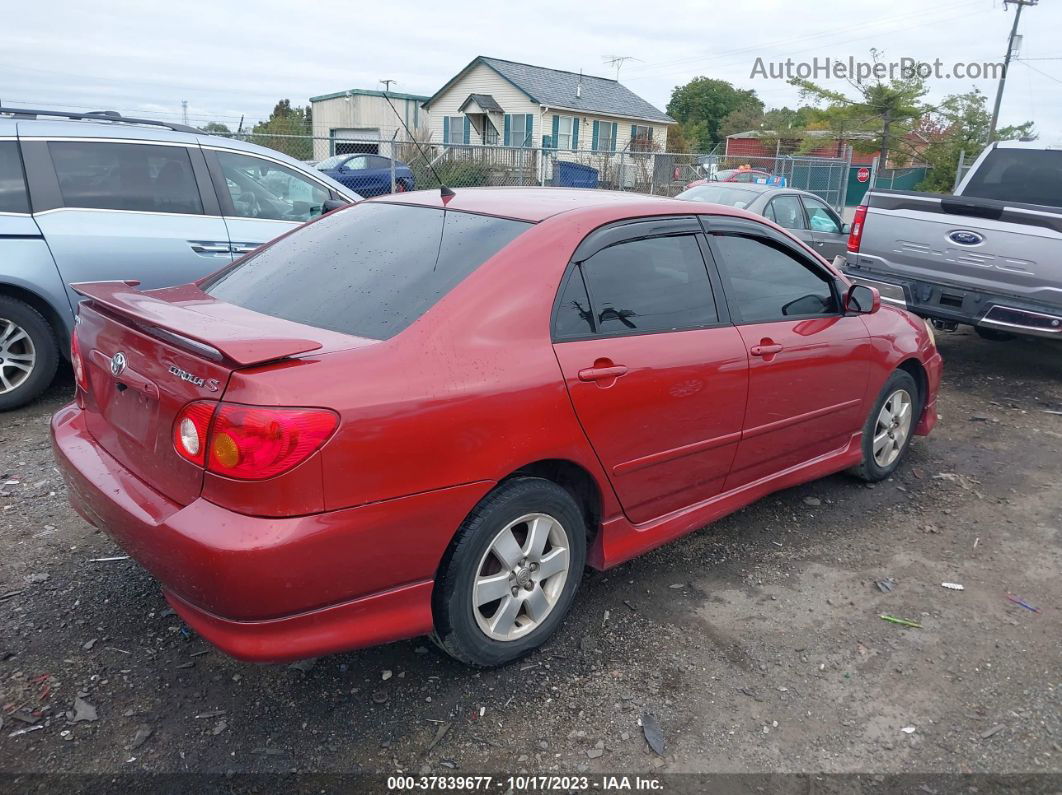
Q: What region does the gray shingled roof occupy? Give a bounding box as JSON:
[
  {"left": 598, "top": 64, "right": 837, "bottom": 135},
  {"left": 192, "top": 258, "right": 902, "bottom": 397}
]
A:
[{"left": 425, "top": 56, "right": 674, "bottom": 124}]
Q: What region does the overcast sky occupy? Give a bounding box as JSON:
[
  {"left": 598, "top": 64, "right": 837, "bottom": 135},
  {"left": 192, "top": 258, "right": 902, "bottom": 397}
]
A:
[{"left": 3, "top": 0, "right": 1059, "bottom": 139}]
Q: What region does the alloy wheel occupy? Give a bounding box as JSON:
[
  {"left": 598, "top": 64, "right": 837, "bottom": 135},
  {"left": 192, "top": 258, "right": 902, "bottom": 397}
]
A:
[
  {"left": 472, "top": 513, "right": 571, "bottom": 641},
  {"left": 872, "top": 388, "right": 913, "bottom": 468},
  {"left": 0, "top": 318, "right": 36, "bottom": 395}
]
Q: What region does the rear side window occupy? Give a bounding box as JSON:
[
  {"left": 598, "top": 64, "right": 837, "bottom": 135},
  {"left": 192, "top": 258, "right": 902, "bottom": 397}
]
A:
[
  {"left": 49, "top": 141, "right": 203, "bottom": 214},
  {"left": 574, "top": 235, "right": 718, "bottom": 336},
  {"left": 204, "top": 203, "right": 531, "bottom": 340},
  {"left": 963, "top": 148, "right": 1062, "bottom": 207},
  {"left": 0, "top": 142, "right": 30, "bottom": 213}
]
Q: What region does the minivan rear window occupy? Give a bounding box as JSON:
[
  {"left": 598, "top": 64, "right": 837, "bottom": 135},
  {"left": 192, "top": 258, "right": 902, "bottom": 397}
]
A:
[
  {"left": 962, "top": 148, "right": 1062, "bottom": 208},
  {"left": 203, "top": 202, "right": 531, "bottom": 340}
]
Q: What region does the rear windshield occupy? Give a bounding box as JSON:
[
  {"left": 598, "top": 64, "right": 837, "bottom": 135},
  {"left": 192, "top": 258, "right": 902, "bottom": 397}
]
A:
[
  {"left": 203, "top": 202, "right": 531, "bottom": 340},
  {"left": 677, "top": 185, "right": 759, "bottom": 208},
  {"left": 963, "top": 148, "right": 1062, "bottom": 208}
]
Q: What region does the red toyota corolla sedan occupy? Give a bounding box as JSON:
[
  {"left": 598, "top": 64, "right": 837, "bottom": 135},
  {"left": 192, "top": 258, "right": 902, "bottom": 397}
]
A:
[{"left": 52, "top": 187, "right": 941, "bottom": 668}]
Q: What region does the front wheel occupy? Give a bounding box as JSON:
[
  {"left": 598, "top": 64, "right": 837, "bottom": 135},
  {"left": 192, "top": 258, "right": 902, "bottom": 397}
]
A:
[
  {"left": 432, "top": 478, "right": 586, "bottom": 667},
  {"left": 851, "top": 369, "right": 921, "bottom": 482}
]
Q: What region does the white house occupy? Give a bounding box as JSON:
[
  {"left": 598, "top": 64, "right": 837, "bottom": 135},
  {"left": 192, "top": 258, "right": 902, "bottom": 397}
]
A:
[
  {"left": 309, "top": 88, "right": 430, "bottom": 161},
  {"left": 421, "top": 56, "right": 674, "bottom": 155}
]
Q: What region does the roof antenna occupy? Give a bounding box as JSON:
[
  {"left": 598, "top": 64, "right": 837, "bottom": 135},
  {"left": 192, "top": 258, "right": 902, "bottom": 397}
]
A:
[{"left": 379, "top": 80, "right": 454, "bottom": 201}]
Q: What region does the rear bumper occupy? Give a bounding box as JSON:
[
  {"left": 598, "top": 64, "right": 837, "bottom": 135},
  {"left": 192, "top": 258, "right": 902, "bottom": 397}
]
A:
[
  {"left": 842, "top": 260, "right": 1062, "bottom": 339},
  {"left": 51, "top": 403, "right": 491, "bottom": 661}
]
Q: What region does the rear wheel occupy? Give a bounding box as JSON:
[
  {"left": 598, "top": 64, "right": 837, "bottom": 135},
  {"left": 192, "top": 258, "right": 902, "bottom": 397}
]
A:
[
  {"left": 851, "top": 369, "right": 921, "bottom": 482},
  {"left": 0, "top": 297, "right": 59, "bottom": 411},
  {"left": 432, "top": 478, "right": 586, "bottom": 667}
]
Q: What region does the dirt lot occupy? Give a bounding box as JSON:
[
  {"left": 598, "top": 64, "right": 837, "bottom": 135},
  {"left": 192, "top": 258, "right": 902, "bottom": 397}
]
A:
[{"left": 1, "top": 329, "right": 1060, "bottom": 783}]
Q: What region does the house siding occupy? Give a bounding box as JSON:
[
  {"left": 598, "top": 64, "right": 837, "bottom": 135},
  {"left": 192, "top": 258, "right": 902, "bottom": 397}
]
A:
[
  {"left": 309, "top": 94, "right": 429, "bottom": 160},
  {"left": 426, "top": 62, "right": 540, "bottom": 145},
  {"left": 426, "top": 63, "right": 671, "bottom": 152}
]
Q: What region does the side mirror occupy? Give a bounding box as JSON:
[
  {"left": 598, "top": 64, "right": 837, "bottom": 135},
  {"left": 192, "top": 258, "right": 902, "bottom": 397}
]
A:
[
  {"left": 846, "top": 283, "right": 880, "bottom": 314},
  {"left": 322, "top": 199, "right": 349, "bottom": 214},
  {"left": 841, "top": 223, "right": 849, "bottom": 235}
]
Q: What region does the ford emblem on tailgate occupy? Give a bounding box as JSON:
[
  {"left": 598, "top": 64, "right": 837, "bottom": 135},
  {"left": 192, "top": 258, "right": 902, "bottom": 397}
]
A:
[
  {"left": 948, "top": 230, "right": 984, "bottom": 246},
  {"left": 110, "top": 352, "right": 127, "bottom": 377}
]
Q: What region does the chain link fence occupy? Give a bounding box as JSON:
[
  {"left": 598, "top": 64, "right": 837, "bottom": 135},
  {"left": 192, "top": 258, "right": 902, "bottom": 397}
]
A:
[{"left": 222, "top": 132, "right": 853, "bottom": 211}]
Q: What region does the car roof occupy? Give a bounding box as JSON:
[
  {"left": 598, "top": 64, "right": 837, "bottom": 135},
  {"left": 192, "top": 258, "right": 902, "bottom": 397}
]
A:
[
  {"left": 684, "top": 182, "right": 828, "bottom": 201},
  {"left": 370, "top": 186, "right": 727, "bottom": 223}
]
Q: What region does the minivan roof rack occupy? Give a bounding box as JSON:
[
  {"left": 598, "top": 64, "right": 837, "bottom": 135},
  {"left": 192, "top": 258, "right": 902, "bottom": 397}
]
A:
[{"left": 0, "top": 106, "right": 201, "bottom": 134}]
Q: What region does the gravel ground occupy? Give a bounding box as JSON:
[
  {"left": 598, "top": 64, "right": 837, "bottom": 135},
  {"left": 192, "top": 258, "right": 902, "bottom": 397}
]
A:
[{"left": 1, "top": 329, "right": 1060, "bottom": 782}]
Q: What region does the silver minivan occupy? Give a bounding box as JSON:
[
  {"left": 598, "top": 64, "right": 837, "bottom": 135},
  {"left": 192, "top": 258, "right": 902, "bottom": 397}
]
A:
[{"left": 0, "top": 107, "right": 360, "bottom": 409}]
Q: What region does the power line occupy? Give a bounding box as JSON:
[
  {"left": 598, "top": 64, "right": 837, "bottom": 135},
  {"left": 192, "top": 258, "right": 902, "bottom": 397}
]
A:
[{"left": 1017, "top": 59, "right": 1062, "bottom": 85}]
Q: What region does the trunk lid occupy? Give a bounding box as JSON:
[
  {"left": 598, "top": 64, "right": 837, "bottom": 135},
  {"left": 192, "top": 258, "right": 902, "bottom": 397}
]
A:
[{"left": 73, "top": 281, "right": 363, "bottom": 506}]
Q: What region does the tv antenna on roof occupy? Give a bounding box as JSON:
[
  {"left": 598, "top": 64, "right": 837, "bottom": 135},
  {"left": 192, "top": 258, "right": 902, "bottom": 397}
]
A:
[{"left": 602, "top": 55, "right": 641, "bottom": 81}]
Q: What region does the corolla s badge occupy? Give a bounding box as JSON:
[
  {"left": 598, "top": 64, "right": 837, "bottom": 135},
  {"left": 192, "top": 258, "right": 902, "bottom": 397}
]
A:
[
  {"left": 167, "top": 363, "right": 219, "bottom": 392},
  {"left": 948, "top": 230, "right": 984, "bottom": 246},
  {"left": 109, "top": 352, "right": 127, "bottom": 377}
]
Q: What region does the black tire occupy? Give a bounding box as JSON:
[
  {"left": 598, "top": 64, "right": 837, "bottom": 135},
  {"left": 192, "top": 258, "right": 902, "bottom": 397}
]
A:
[
  {"left": 432, "top": 477, "right": 587, "bottom": 668},
  {"left": 851, "top": 369, "right": 922, "bottom": 482},
  {"left": 974, "top": 326, "right": 1015, "bottom": 342},
  {"left": 0, "top": 296, "right": 59, "bottom": 412}
]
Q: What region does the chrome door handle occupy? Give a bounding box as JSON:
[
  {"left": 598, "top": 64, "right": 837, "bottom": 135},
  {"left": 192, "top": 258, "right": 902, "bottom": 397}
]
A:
[
  {"left": 189, "top": 241, "right": 232, "bottom": 255},
  {"left": 230, "top": 242, "right": 261, "bottom": 255}
]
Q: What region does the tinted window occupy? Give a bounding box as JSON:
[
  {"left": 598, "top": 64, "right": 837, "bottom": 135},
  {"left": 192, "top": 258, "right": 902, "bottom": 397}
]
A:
[
  {"left": 49, "top": 141, "right": 202, "bottom": 214},
  {"left": 676, "top": 185, "right": 759, "bottom": 208},
  {"left": 802, "top": 197, "right": 841, "bottom": 233},
  {"left": 768, "top": 195, "right": 806, "bottom": 230},
  {"left": 963, "top": 148, "right": 1062, "bottom": 208},
  {"left": 217, "top": 150, "right": 330, "bottom": 223},
  {"left": 579, "top": 235, "right": 717, "bottom": 335},
  {"left": 0, "top": 142, "right": 29, "bottom": 213},
  {"left": 204, "top": 203, "right": 530, "bottom": 340},
  {"left": 712, "top": 234, "right": 838, "bottom": 323},
  {"left": 553, "top": 269, "right": 594, "bottom": 339}
]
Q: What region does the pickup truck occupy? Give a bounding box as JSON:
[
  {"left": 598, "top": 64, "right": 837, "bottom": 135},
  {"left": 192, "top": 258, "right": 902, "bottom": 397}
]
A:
[{"left": 840, "top": 141, "right": 1062, "bottom": 341}]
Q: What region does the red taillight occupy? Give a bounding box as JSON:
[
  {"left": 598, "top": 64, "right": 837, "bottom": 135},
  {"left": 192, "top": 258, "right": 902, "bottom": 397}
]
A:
[
  {"left": 70, "top": 330, "right": 89, "bottom": 393},
  {"left": 173, "top": 401, "right": 216, "bottom": 466},
  {"left": 848, "top": 204, "right": 868, "bottom": 253},
  {"left": 173, "top": 401, "right": 337, "bottom": 480}
]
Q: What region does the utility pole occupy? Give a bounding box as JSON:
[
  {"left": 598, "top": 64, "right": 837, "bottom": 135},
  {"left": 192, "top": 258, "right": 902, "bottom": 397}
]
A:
[
  {"left": 989, "top": 0, "right": 1037, "bottom": 141},
  {"left": 181, "top": 99, "right": 188, "bottom": 126}
]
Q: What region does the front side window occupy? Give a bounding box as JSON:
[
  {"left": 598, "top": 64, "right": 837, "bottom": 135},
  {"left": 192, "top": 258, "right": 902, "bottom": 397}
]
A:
[
  {"left": 768, "top": 195, "right": 806, "bottom": 230},
  {"left": 204, "top": 203, "right": 531, "bottom": 340},
  {"left": 711, "top": 233, "right": 838, "bottom": 323},
  {"left": 0, "top": 142, "right": 29, "bottom": 214},
  {"left": 802, "top": 196, "right": 841, "bottom": 233},
  {"left": 49, "top": 141, "right": 202, "bottom": 215},
  {"left": 216, "top": 150, "right": 329, "bottom": 223},
  {"left": 574, "top": 235, "right": 718, "bottom": 336}
]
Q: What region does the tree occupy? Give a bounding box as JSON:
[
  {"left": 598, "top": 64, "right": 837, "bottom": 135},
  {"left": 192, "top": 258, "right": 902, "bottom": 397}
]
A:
[
  {"left": 199, "top": 121, "right": 231, "bottom": 135},
  {"left": 666, "top": 77, "right": 763, "bottom": 150},
  {"left": 251, "top": 99, "right": 313, "bottom": 160},
  {"left": 916, "top": 88, "right": 1035, "bottom": 192},
  {"left": 791, "top": 51, "right": 928, "bottom": 167}
]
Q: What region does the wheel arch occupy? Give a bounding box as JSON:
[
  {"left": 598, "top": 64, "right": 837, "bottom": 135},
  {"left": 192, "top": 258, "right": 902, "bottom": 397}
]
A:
[
  {"left": 0, "top": 281, "right": 69, "bottom": 359},
  {"left": 896, "top": 357, "right": 928, "bottom": 406}
]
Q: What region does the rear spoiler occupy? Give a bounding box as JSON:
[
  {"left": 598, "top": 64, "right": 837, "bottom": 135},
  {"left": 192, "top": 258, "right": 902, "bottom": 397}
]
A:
[{"left": 71, "top": 281, "right": 323, "bottom": 366}]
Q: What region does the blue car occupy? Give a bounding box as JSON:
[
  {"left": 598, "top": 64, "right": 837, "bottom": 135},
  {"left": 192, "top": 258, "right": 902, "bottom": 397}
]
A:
[{"left": 316, "top": 153, "right": 415, "bottom": 196}]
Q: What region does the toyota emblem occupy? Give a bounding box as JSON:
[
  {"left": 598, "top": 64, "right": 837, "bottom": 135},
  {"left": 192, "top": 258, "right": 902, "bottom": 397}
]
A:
[{"left": 110, "top": 352, "right": 127, "bottom": 377}]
